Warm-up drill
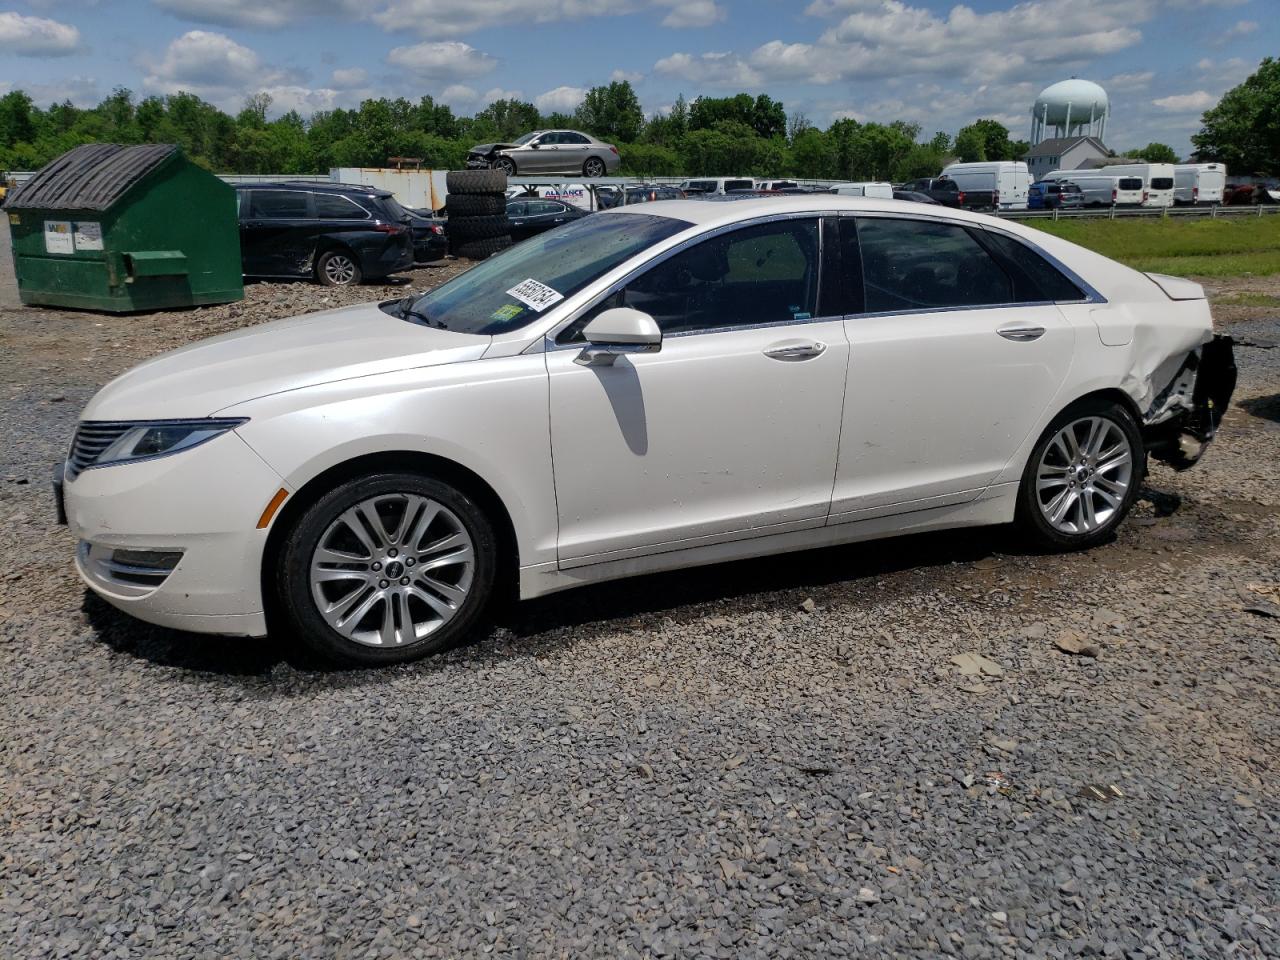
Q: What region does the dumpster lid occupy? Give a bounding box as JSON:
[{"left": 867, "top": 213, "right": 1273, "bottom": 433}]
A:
[{"left": 4, "top": 143, "right": 178, "bottom": 212}]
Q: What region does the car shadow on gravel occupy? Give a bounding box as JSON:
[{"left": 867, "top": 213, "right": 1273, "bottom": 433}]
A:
[{"left": 1238, "top": 393, "right": 1280, "bottom": 423}]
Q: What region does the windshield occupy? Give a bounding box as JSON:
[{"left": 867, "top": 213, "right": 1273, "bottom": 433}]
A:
[
  {"left": 404, "top": 213, "right": 691, "bottom": 335},
  {"left": 513, "top": 131, "right": 542, "bottom": 146}
]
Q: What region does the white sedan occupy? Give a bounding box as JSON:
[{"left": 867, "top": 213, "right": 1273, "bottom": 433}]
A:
[{"left": 57, "top": 197, "right": 1236, "bottom": 665}]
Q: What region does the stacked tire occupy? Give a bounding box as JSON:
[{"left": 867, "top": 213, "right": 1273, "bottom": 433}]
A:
[{"left": 445, "top": 170, "right": 512, "bottom": 260}]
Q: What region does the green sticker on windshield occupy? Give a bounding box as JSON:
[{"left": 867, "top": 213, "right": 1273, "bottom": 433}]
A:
[{"left": 489, "top": 303, "right": 525, "bottom": 322}]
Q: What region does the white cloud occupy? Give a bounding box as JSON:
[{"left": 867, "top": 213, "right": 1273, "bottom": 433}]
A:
[
  {"left": 611, "top": 69, "right": 645, "bottom": 83},
  {"left": 0, "top": 11, "right": 80, "bottom": 55},
  {"left": 1152, "top": 90, "right": 1216, "bottom": 112},
  {"left": 535, "top": 85, "right": 586, "bottom": 113},
  {"left": 654, "top": 51, "right": 762, "bottom": 87},
  {"left": 1105, "top": 71, "right": 1155, "bottom": 92},
  {"left": 152, "top": 0, "right": 363, "bottom": 29},
  {"left": 386, "top": 41, "right": 498, "bottom": 79},
  {"left": 142, "top": 30, "right": 265, "bottom": 93},
  {"left": 656, "top": 0, "right": 724, "bottom": 27},
  {"left": 330, "top": 67, "right": 368, "bottom": 88},
  {"left": 260, "top": 85, "right": 345, "bottom": 115},
  {"left": 1217, "top": 19, "right": 1257, "bottom": 43}
]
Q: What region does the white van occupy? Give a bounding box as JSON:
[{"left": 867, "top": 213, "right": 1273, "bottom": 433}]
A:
[
  {"left": 1173, "top": 163, "right": 1227, "bottom": 206},
  {"left": 1092, "top": 163, "right": 1175, "bottom": 207},
  {"left": 829, "top": 181, "right": 894, "bottom": 199},
  {"left": 679, "top": 177, "right": 756, "bottom": 196},
  {"left": 1057, "top": 174, "right": 1145, "bottom": 207},
  {"left": 938, "top": 161, "right": 1030, "bottom": 210}
]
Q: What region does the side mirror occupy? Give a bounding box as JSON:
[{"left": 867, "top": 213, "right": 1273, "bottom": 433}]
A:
[
  {"left": 529, "top": 140, "right": 542, "bottom": 149},
  {"left": 576, "top": 308, "right": 662, "bottom": 366}
]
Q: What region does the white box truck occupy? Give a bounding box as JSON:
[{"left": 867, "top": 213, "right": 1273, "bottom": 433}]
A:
[{"left": 939, "top": 161, "right": 1030, "bottom": 210}]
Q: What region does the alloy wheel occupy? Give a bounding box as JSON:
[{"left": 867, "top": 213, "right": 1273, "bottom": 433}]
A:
[
  {"left": 584, "top": 158, "right": 605, "bottom": 177},
  {"left": 323, "top": 254, "right": 357, "bottom": 285},
  {"left": 1035, "top": 416, "right": 1133, "bottom": 535},
  {"left": 309, "top": 493, "right": 475, "bottom": 647}
]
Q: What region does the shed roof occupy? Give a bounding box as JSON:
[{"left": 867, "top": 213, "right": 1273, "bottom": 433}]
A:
[
  {"left": 1022, "top": 136, "right": 1109, "bottom": 160},
  {"left": 4, "top": 143, "right": 178, "bottom": 212}
]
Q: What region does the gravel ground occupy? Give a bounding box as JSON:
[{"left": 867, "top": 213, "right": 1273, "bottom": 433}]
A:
[{"left": 1, "top": 223, "right": 1278, "bottom": 959}]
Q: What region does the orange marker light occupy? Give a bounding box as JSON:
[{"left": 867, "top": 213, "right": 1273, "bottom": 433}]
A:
[{"left": 256, "top": 488, "right": 289, "bottom": 529}]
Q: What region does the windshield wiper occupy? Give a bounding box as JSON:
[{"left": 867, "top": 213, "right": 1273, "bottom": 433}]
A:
[{"left": 397, "top": 296, "right": 448, "bottom": 330}]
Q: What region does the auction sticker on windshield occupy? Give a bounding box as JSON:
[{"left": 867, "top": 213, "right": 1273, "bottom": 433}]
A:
[{"left": 507, "top": 278, "right": 564, "bottom": 312}]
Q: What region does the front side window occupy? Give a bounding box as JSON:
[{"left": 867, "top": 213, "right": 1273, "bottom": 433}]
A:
[
  {"left": 249, "top": 190, "right": 309, "bottom": 219},
  {"left": 405, "top": 212, "right": 691, "bottom": 336},
  {"left": 856, "top": 217, "right": 1012, "bottom": 312},
  {"left": 569, "top": 218, "right": 820, "bottom": 339}
]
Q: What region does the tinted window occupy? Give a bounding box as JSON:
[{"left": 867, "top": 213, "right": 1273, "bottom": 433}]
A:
[
  {"left": 934, "top": 180, "right": 958, "bottom": 192},
  {"left": 1118, "top": 178, "right": 1143, "bottom": 190},
  {"left": 410, "top": 213, "right": 691, "bottom": 336},
  {"left": 561, "top": 132, "right": 590, "bottom": 144},
  {"left": 250, "top": 190, "right": 309, "bottom": 219},
  {"left": 314, "top": 194, "right": 368, "bottom": 219},
  {"left": 856, "top": 217, "right": 1012, "bottom": 312},
  {"left": 527, "top": 200, "right": 562, "bottom": 215},
  {"left": 979, "top": 230, "right": 1085, "bottom": 303},
  {"left": 578, "top": 219, "right": 819, "bottom": 337},
  {"left": 725, "top": 180, "right": 755, "bottom": 192},
  {"left": 506, "top": 201, "right": 527, "bottom": 217},
  {"left": 1151, "top": 177, "right": 1173, "bottom": 190}
]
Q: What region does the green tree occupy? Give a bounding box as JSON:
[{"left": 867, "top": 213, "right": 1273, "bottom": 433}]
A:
[
  {"left": 472, "top": 98, "right": 540, "bottom": 141},
  {"left": 575, "top": 80, "right": 644, "bottom": 143},
  {"left": 955, "top": 118, "right": 1016, "bottom": 163},
  {"left": 0, "top": 91, "right": 38, "bottom": 150},
  {"left": 1124, "top": 142, "right": 1178, "bottom": 163},
  {"left": 1192, "top": 57, "right": 1280, "bottom": 174},
  {"left": 789, "top": 127, "right": 834, "bottom": 178},
  {"left": 954, "top": 125, "right": 987, "bottom": 163}
]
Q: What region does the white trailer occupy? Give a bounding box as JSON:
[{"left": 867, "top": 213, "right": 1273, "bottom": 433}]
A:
[
  {"left": 330, "top": 167, "right": 451, "bottom": 212},
  {"left": 938, "top": 161, "right": 1030, "bottom": 210},
  {"left": 1173, "top": 163, "right": 1227, "bottom": 206}
]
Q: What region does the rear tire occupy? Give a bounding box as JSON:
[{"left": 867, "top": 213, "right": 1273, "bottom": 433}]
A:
[
  {"left": 1016, "top": 398, "right": 1145, "bottom": 551},
  {"left": 278, "top": 472, "right": 497, "bottom": 667},
  {"left": 455, "top": 236, "right": 513, "bottom": 260},
  {"left": 583, "top": 157, "right": 607, "bottom": 178},
  {"left": 316, "top": 249, "right": 361, "bottom": 287},
  {"left": 446, "top": 169, "right": 507, "bottom": 195}
]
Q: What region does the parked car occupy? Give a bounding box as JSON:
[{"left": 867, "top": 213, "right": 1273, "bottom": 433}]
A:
[
  {"left": 899, "top": 177, "right": 964, "bottom": 208},
  {"left": 405, "top": 208, "right": 448, "bottom": 262},
  {"left": 465, "top": 130, "right": 620, "bottom": 178},
  {"left": 1028, "top": 181, "right": 1084, "bottom": 210},
  {"left": 505, "top": 196, "right": 588, "bottom": 241},
  {"left": 893, "top": 190, "right": 940, "bottom": 204},
  {"left": 58, "top": 196, "right": 1236, "bottom": 667},
  {"left": 597, "top": 184, "right": 686, "bottom": 209},
  {"left": 234, "top": 182, "right": 414, "bottom": 286},
  {"left": 679, "top": 177, "right": 756, "bottom": 196},
  {"left": 830, "top": 182, "right": 894, "bottom": 199},
  {"left": 756, "top": 180, "right": 800, "bottom": 191}
]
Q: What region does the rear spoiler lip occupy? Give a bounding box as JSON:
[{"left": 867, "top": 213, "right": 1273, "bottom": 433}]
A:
[{"left": 1146, "top": 272, "right": 1206, "bottom": 301}]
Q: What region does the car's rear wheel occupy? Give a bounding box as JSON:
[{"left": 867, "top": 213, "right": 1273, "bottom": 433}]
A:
[
  {"left": 583, "top": 157, "right": 606, "bottom": 178},
  {"left": 1017, "top": 398, "right": 1145, "bottom": 550},
  {"left": 316, "top": 249, "right": 361, "bottom": 286},
  {"left": 279, "top": 473, "right": 497, "bottom": 666},
  {"left": 497, "top": 157, "right": 517, "bottom": 177}
]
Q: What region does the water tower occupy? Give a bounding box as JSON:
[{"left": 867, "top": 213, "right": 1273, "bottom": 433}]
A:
[{"left": 1031, "top": 78, "right": 1109, "bottom": 144}]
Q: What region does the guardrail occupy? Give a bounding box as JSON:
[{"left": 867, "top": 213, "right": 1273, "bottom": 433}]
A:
[{"left": 999, "top": 205, "right": 1279, "bottom": 221}]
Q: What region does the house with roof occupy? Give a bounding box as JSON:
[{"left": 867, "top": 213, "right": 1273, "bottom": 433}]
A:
[{"left": 1022, "top": 136, "right": 1110, "bottom": 177}]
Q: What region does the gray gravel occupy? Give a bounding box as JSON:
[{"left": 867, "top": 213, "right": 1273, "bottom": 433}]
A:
[{"left": 1, "top": 224, "right": 1278, "bottom": 958}]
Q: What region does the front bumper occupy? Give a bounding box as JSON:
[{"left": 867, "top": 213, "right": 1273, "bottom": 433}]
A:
[
  {"left": 1146, "top": 335, "right": 1238, "bottom": 470},
  {"left": 61, "top": 430, "right": 284, "bottom": 637},
  {"left": 466, "top": 154, "right": 495, "bottom": 170}
]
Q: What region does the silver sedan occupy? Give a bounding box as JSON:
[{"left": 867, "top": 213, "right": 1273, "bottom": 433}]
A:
[{"left": 465, "top": 130, "right": 621, "bottom": 178}]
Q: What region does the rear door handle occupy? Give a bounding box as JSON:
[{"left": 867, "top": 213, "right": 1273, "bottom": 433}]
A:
[
  {"left": 764, "top": 340, "right": 826, "bottom": 361},
  {"left": 997, "top": 324, "right": 1046, "bottom": 342}
]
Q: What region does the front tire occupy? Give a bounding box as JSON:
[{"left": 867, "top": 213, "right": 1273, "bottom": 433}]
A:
[
  {"left": 316, "top": 249, "right": 361, "bottom": 286},
  {"left": 496, "top": 156, "right": 517, "bottom": 177},
  {"left": 278, "top": 473, "right": 497, "bottom": 666},
  {"left": 1016, "top": 398, "right": 1145, "bottom": 550}
]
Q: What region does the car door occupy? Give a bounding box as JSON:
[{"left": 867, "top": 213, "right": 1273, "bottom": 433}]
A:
[
  {"left": 505, "top": 200, "right": 530, "bottom": 240},
  {"left": 829, "top": 215, "right": 1075, "bottom": 523},
  {"left": 526, "top": 132, "right": 559, "bottom": 173},
  {"left": 545, "top": 216, "right": 850, "bottom": 566},
  {"left": 557, "top": 132, "right": 591, "bottom": 173},
  {"left": 240, "top": 189, "right": 314, "bottom": 277}
]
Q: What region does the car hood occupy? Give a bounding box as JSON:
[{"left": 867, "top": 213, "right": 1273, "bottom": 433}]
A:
[
  {"left": 470, "top": 142, "right": 520, "bottom": 154},
  {"left": 81, "top": 302, "right": 491, "bottom": 421}
]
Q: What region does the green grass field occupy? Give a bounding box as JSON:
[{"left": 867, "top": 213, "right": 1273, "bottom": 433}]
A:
[{"left": 1025, "top": 215, "right": 1280, "bottom": 278}]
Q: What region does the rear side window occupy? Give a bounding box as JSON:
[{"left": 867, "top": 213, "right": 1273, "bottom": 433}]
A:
[
  {"left": 979, "top": 231, "right": 1085, "bottom": 303},
  {"left": 314, "top": 194, "right": 368, "bottom": 219},
  {"left": 249, "top": 190, "right": 309, "bottom": 219},
  {"left": 855, "top": 217, "right": 1012, "bottom": 312}
]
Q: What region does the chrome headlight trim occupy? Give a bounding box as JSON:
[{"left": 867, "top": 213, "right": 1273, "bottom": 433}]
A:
[{"left": 74, "top": 418, "right": 248, "bottom": 473}]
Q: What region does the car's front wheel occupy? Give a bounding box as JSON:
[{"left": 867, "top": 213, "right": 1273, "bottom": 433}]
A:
[
  {"left": 496, "top": 156, "right": 516, "bottom": 176},
  {"left": 316, "top": 249, "right": 361, "bottom": 286},
  {"left": 1017, "top": 398, "right": 1145, "bottom": 550},
  {"left": 278, "top": 473, "right": 497, "bottom": 666}
]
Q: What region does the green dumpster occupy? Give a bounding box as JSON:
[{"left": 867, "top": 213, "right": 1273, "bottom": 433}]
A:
[{"left": 3, "top": 143, "right": 243, "bottom": 312}]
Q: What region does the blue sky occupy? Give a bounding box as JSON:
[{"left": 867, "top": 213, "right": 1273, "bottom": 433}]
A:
[{"left": 0, "top": 0, "right": 1273, "bottom": 155}]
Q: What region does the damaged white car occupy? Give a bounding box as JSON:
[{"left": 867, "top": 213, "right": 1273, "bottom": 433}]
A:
[{"left": 56, "top": 197, "right": 1236, "bottom": 665}]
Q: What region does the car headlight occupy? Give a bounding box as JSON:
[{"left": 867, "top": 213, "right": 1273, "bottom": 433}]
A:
[{"left": 75, "top": 418, "right": 248, "bottom": 472}]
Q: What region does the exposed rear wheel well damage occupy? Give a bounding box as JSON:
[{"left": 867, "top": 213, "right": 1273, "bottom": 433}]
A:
[{"left": 260, "top": 451, "right": 520, "bottom": 632}]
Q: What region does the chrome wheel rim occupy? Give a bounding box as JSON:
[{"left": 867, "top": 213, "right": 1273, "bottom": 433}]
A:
[
  {"left": 498, "top": 159, "right": 515, "bottom": 175},
  {"left": 1036, "top": 416, "right": 1133, "bottom": 535},
  {"left": 585, "top": 159, "right": 604, "bottom": 177},
  {"left": 309, "top": 494, "right": 475, "bottom": 647},
  {"left": 323, "top": 255, "right": 356, "bottom": 285}
]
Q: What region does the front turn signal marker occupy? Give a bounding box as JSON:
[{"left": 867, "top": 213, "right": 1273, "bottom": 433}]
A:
[{"left": 257, "top": 488, "right": 289, "bottom": 529}]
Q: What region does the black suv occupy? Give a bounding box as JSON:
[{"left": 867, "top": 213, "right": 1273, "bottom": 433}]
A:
[{"left": 234, "top": 182, "right": 414, "bottom": 286}]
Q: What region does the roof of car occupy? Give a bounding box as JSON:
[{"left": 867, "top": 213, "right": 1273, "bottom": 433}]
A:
[
  {"left": 234, "top": 181, "right": 392, "bottom": 197},
  {"left": 607, "top": 194, "right": 998, "bottom": 228}
]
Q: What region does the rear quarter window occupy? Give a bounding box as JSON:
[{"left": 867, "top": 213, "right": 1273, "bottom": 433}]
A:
[{"left": 980, "top": 231, "right": 1085, "bottom": 303}]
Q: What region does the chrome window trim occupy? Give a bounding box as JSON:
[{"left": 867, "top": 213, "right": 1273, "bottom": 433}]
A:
[{"left": 546, "top": 211, "right": 835, "bottom": 348}]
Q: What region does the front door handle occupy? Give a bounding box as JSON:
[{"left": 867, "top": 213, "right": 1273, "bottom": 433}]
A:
[
  {"left": 997, "top": 324, "right": 1046, "bottom": 342},
  {"left": 764, "top": 340, "right": 826, "bottom": 361}
]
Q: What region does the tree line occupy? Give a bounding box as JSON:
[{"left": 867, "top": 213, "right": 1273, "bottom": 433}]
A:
[{"left": 1, "top": 60, "right": 1273, "bottom": 182}]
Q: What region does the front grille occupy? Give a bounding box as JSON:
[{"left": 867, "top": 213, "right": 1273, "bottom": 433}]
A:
[{"left": 67, "top": 421, "right": 131, "bottom": 480}]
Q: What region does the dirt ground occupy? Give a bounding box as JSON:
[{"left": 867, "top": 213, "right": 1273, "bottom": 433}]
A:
[{"left": 2, "top": 225, "right": 1278, "bottom": 959}]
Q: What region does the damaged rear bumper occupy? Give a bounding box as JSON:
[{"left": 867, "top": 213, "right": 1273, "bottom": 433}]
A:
[{"left": 1144, "top": 334, "right": 1237, "bottom": 470}]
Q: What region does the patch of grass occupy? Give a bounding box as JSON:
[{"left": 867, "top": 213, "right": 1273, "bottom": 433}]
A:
[
  {"left": 1211, "top": 292, "right": 1280, "bottom": 307},
  {"left": 1026, "top": 216, "right": 1280, "bottom": 277}
]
